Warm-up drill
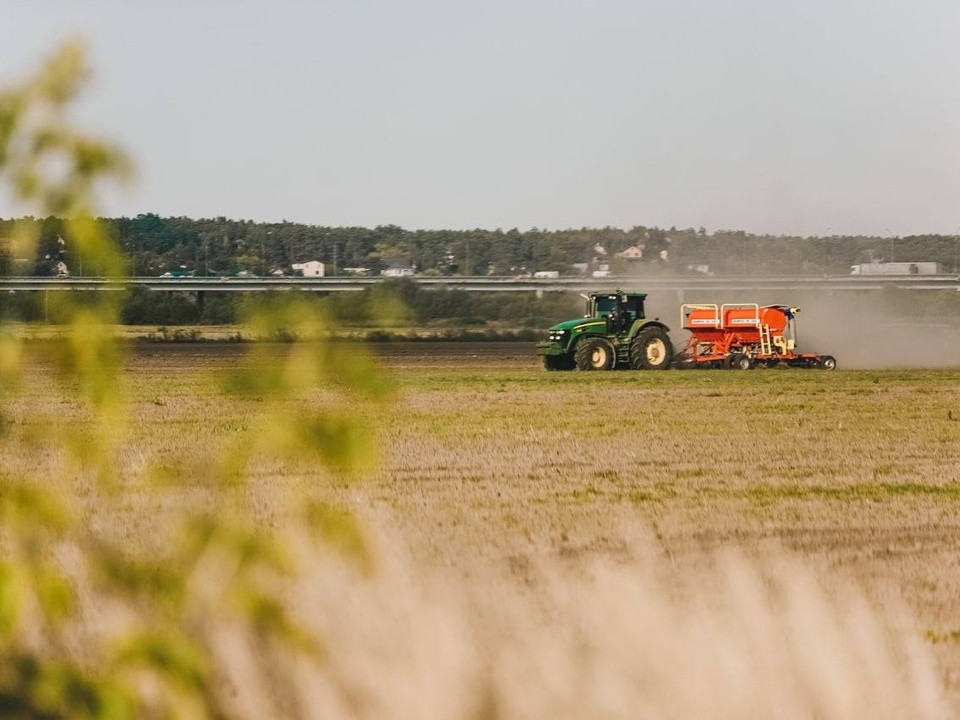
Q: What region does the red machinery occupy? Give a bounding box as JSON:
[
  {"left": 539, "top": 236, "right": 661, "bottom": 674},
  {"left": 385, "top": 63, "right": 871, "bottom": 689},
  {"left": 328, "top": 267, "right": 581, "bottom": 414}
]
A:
[{"left": 676, "top": 303, "right": 836, "bottom": 369}]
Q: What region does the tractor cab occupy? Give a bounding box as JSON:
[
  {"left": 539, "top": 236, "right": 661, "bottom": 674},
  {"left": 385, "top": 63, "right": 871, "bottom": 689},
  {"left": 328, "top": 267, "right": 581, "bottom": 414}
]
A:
[
  {"left": 586, "top": 292, "right": 646, "bottom": 335},
  {"left": 588, "top": 293, "right": 617, "bottom": 317}
]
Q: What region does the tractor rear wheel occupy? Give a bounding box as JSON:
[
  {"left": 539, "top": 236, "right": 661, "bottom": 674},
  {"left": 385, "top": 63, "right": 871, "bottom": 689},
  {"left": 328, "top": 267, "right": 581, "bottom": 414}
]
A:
[
  {"left": 575, "top": 337, "right": 616, "bottom": 371},
  {"left": 630, "top": 327, "right": 673, "bottom": 370},
  {"left": 544, "top": 354, "right": 575, "bottom": 371}
]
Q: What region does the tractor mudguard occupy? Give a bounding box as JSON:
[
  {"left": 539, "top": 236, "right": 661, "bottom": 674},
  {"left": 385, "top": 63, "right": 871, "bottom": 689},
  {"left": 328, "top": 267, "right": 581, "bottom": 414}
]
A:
[{"left": 630, "top": 319, "right": 670, "bottom": 337}]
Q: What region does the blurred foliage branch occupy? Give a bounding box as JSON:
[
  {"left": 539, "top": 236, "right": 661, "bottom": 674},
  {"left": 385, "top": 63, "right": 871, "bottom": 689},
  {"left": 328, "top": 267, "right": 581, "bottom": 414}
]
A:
[{"left": 0, "top": 41, "right": 390, "bottom": 718}]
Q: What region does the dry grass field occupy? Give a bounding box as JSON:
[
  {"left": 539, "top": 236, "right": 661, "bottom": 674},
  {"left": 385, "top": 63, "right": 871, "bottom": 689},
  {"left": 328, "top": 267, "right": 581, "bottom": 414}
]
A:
[
  {"left": 372, "top": 345, "right": 960, "bottom": 667},
  {"left": 7, "top": 341, "right": 960, "bottom": 716}
]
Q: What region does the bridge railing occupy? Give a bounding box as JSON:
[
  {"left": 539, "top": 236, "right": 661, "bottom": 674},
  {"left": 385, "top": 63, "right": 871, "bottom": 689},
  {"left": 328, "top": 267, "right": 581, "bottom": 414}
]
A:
[{"left": 0, "top": 275, "right": 958, "bottom": 292}]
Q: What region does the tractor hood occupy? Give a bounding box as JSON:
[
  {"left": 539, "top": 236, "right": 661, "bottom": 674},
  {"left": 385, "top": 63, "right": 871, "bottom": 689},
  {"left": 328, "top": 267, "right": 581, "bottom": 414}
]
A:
[{"left": 550, "top": 318, "right": 606, "bottom": 332}]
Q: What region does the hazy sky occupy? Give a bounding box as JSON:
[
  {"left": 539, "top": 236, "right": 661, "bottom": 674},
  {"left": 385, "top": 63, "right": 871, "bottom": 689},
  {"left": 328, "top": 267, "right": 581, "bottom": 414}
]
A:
[{"left": 4, "top": 0, "right": 960, "bottom": 235}]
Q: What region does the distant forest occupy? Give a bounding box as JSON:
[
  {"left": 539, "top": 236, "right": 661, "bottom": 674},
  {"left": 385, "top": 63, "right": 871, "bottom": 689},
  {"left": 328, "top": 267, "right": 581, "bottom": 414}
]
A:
[{"left": 2, "top": 214, "right": 960, "bottom": 278}]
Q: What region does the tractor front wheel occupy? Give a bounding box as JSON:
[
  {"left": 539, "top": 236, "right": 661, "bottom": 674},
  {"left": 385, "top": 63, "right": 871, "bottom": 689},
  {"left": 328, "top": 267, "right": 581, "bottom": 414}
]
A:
[
  {"left": 630, "top": 328, "right": 674, "bottom": 370},
  {"left": 820, "top": 355, "right": 837, "bottom": 370},
  {"left": 575, "top": 338, "right": 616, "bottom": 371}
]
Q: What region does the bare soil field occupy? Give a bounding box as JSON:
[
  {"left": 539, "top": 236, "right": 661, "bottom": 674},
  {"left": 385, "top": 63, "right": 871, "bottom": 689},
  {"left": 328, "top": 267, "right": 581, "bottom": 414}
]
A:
[
  {"left": 371, "top": 341, "right": 536, "bottom": 367},
  {"left": 9, "top": 342, "right": 960, "bottom": 711}
]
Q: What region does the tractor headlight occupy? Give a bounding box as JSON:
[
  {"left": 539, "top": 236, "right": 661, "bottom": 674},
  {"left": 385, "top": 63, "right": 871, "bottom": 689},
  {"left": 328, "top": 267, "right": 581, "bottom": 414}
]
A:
[{"left": 548, "top": 330, "right": 568, "bottom": 343}]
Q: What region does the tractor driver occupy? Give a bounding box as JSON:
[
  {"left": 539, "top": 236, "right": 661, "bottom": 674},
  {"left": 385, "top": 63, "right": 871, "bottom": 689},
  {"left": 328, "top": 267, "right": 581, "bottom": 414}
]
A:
[{"left": 619, "top": 298, "right": 636, "bottom": 333}]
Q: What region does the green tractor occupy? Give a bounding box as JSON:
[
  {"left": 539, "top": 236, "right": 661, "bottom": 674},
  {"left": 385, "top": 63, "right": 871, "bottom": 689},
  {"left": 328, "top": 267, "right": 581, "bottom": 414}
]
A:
[{"left": 536, "top": 291, "right": 673, "bottom": 371}]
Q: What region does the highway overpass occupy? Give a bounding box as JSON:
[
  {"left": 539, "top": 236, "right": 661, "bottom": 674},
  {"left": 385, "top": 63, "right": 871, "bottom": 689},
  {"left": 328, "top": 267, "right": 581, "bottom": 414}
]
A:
[{"left": 0, "top": 275, "right": 958, "bottom": 293}]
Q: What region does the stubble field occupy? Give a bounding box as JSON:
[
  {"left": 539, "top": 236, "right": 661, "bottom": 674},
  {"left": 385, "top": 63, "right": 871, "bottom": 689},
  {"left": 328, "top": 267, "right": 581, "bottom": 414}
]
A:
[{"left": 9, "top": 341, "right": 960, "bottom": 714}]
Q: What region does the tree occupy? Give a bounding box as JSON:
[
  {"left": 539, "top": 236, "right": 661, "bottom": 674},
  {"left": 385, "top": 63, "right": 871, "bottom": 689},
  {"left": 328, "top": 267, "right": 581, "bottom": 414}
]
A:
[{"left": 0, "top": 40, "right": 391, "bottom": 718}]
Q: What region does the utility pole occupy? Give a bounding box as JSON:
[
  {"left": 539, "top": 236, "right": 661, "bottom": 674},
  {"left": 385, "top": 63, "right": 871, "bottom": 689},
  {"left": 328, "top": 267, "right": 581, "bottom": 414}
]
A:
[
  {"left": 954, "top": 226, "right": 960, "bottom": 274},
  {"left": 264, "top": 231, "right": 271, "bottom": 276}
]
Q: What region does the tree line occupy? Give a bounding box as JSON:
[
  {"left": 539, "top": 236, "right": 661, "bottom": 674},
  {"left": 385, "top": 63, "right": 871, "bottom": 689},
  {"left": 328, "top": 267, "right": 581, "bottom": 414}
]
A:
[
  {"left": 3, "top": 214, "right": 960, "bottom": 278},
  {"left": 0, "top": 278, "right": 582, "bottom": 327}
]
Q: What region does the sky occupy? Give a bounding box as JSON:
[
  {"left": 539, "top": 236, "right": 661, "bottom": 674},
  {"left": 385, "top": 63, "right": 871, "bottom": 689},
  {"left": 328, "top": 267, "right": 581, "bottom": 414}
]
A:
[{"left": 4, "top": 0, "right": 960, "bottom": 236}]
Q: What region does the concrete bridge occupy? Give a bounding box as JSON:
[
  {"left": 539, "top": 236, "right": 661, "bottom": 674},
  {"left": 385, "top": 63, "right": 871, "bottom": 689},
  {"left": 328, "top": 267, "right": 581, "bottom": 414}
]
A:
[{"left": 0, "top": 274, "right": 958, "bottom": 294}]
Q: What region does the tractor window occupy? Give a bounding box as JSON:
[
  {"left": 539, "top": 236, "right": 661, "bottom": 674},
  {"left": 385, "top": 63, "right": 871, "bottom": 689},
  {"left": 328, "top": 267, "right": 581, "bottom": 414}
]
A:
[
  {"left": 623, "top": 296, "right": 645, "bottom": 318},
  {"left": 593, "top": 296, "right": 618, "bottom": 316}
]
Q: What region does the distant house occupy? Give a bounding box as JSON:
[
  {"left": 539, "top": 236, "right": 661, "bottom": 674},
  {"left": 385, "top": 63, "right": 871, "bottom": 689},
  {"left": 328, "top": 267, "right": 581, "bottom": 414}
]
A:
[
  {"left": 381, "top": 259, "right": 414, "bottom": 277},
  {"left": 342, "top": 267, "right": 371, "bottom": 276},
  {"left": 533, "top": 270, "right": 559, "bottom": 279},
  {"left": 292, "top": 260, "right": 325, "bottom": 277},
  {"left": 615, "top": 245, "right": 643, "bottom": 260},
  {"left": 54, "top": 261, "right": 70, "bottom": 277},
  {"left": 571, "top": 263, "right": 589, "bottom": 275},
  {"left": 592, "top": 263, "right": 611, "bottom": 278}
]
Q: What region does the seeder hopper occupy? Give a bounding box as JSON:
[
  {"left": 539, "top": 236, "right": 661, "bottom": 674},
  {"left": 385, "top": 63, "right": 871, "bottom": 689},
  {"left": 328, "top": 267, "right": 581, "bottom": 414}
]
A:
[{"left": 675, "top": 303, "right": 836, "bottom": 370}]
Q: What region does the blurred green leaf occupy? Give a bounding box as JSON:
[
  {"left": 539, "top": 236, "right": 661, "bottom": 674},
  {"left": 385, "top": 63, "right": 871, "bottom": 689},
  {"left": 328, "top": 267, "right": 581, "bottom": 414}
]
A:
[
  {"left": 112, "top": 631, "right": 208, "bottom": 693},
  {"left": 181, "top": 516, "right": 290, "bottom": 577},
  {"left": 93, "top": 552, "right": 185, "bottom": 610},
  {"left": 0, "top": 335, "right": 22, "bottom": 389},
  {"left": 35, "top": 40, "right": 89, "bottom": 104},
  {"left": 323, "top": 341, "right": 394, "bottom": 398},
  {"left": 0, "top": 654, "right": 134, "bottom": 720},
  {"left": 303, "top": 502, "right": 373, "bottom": 574},
  {"left": 0, "top": 563, "right": 25, "bottom": 636},
  {"left": 0, "top": 480, "right": 69, "bottom": 534},
  {"left": 33, "top": 564, "right": 76, "bottom": 623},
  {"left": 266, "top": 409, "right": 377, "bottom": 474},
  {"left": 234, "top": 590, "right": 323, "bottom": 658}
]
